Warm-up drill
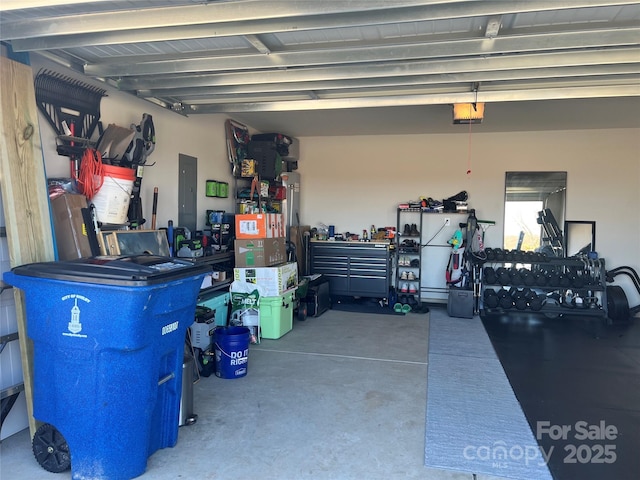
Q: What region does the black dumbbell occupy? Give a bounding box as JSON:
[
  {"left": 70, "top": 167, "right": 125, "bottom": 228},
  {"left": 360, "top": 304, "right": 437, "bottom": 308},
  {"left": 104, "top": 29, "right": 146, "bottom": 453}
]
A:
[
  {"left": 496, "top": 267, "right": 511, "bottom": 285},
  {"left": 520, "top": 268, "right": 535, "bottom": 286},
  {"left": 567, "top": 270, "right": 585, "bottom": 288},
  {"left": 510, "top": 288, "right": 526, "bottom": 310},
  {"left": 525, "top": 289, "right": 537, "bottom": 302},
  {"left": 534, "top": 271, "right": 547, "bottom": 287},
  {"left": 484, "top": 267, "right": 497, "bottom": 284},
  {"left": 484, "top": 288, "right": 499, "bottom": 308},
  {"left": 499, "top": 292, "right": 514, "bottom": 309},
  {"left": 509, "top": 267, "right": 523, "bottom": 285},
  {"left": 529, "top": 294, "right": 545, "bottom": 311}
]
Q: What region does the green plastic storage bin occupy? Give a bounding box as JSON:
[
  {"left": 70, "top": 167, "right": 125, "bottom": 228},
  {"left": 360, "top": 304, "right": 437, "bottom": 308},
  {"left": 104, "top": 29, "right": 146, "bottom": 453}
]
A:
[{"left": 259, "top": 289, "right": 295, "bottom": 339}]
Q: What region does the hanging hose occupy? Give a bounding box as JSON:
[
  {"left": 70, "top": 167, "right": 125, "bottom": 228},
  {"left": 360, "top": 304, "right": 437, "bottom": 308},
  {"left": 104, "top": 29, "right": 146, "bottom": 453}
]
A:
[{"left": 76, "top": 148, "right": 105, "bottom": 199}]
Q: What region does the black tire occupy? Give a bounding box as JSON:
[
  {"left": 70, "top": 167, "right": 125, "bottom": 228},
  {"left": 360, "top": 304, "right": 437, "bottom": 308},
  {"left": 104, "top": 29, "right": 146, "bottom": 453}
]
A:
[{"left": 32, "top": 423, "right": 71, "bottom": 473}]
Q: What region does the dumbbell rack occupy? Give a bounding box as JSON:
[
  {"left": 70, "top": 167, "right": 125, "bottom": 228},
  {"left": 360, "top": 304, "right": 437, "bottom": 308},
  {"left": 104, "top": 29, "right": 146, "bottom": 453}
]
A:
[{"left": 480, "top": 251, "right": 608, "bottom": 319}]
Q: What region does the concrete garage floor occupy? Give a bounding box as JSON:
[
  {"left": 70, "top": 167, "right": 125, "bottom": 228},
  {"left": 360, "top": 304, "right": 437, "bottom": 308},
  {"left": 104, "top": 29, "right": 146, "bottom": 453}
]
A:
[{"left": 1, "top": 308, "right": 499, "bottom": 480}]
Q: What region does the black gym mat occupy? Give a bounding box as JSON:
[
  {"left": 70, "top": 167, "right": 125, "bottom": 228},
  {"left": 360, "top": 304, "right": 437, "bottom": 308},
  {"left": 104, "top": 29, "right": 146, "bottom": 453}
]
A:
[{"left": 482, "top": 313, "right": 640, "bottom": 480}]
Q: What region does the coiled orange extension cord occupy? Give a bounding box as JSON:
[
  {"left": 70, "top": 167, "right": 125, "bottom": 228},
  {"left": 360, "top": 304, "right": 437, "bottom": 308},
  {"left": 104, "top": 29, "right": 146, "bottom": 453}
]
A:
[{"left": 76, "top": 148, "right": 105, "bottom": 199}]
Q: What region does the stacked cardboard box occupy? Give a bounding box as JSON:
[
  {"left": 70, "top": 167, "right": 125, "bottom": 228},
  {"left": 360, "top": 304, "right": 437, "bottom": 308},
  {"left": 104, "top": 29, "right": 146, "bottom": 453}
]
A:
[
  {"left": 233, "top": 262, "right": 298, "bottom": 297},
  {"left": 234, "top": 213, "right": 287, "bottom": 267},
  {"left": 232, "top": 214, "right": 296, "bottom": 339}
]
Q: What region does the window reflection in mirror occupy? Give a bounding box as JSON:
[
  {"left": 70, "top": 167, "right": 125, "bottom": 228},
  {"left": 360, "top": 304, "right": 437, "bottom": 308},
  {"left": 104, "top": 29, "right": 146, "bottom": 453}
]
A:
[{"left": 504, "top": 172, "right": 567, "bottom": 255}]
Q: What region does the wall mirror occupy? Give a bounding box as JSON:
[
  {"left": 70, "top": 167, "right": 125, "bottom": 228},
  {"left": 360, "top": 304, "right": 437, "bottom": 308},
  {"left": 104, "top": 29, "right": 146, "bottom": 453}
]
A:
[
  {"left": 504, "top": 172, "right": 567, "bottom": 255},
  {"left": 564, "top": 221, "right": 596, "bottom": 257}
]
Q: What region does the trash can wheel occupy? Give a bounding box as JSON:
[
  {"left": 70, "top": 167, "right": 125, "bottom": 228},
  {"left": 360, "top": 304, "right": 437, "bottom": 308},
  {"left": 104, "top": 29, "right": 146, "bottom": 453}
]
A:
[{"left": 32, "top": 423, "right": 71, "bottom": 473}]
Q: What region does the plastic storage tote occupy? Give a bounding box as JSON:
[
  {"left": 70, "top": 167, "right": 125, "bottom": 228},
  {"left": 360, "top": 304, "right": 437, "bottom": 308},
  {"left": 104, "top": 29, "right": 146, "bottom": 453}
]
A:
[
  {"left": 2, "top": 255, "right": 211, "bottom": 480},
  {"left": 197, "top": 290, "right": 231, "bottom": 327},
  {"left": 259, "top": 289, "right": 296, "bottom": 339}
]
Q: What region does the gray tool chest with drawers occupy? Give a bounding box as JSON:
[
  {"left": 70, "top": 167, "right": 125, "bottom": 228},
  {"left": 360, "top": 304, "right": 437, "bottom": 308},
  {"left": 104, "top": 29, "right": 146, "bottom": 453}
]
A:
[{"left": 309, "top": 240, "right": 392, "bottom": 298}]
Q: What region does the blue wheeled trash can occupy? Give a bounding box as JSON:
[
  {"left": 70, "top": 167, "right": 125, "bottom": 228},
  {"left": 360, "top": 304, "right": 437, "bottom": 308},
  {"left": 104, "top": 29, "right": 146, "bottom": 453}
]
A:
[{"left": 3, "top": 255, "right": 211, "bottom": 480}]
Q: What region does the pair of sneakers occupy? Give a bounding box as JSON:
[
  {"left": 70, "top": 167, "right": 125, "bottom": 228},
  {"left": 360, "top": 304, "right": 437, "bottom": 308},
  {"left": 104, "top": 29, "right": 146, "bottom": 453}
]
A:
[
  {"left": 400, "top": 271, "right": 416, "bottom": 281},
  {"left": 399, "top": 256, "right": 420, "bottom": 268},
  {"left": 400, "top": 282, "right": 418, "bottom": 293},
  {"left": 393, "top": 294, "right": 419, "bottom": 313}
]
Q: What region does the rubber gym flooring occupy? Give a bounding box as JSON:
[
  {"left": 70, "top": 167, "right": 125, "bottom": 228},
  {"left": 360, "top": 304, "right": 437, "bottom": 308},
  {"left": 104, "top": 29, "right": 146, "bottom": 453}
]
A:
[{"left": 481, "top": 312, "right": 640, "bottom": 480}]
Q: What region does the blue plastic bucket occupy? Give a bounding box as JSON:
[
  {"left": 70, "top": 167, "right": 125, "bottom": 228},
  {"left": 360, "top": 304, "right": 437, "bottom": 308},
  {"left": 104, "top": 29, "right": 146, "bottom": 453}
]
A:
[{"left": 213, "top": 326, "right": 250, "bottom": 378}]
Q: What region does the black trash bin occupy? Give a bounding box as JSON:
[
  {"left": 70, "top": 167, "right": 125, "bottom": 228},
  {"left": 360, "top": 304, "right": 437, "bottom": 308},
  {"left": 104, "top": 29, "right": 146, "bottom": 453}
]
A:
[{"left": 3, "top": 255, "right": 211, "bottom": 480}]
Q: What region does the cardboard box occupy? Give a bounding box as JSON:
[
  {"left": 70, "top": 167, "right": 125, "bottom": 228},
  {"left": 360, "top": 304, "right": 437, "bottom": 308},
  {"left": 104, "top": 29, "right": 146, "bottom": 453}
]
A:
[
  {"left": 234, "top": 262, "right": 298, "bottom": 297},
  {"left": 50, "top": 193, "right": 93, "bottom": 260},
  {"left": 235, "top": 213, "right": 285, "bottom": 239},
  {"left": 234, "top": 238, "right": 287, "bottom": 267}
]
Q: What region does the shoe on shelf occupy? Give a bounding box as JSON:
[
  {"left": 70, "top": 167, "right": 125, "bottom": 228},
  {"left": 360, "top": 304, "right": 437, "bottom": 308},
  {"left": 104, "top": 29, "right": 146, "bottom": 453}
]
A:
[
  {"left": 410, "top": 258, "right": 420, "bottom": 268},
  {"left": 394, "top": 302, "right": 404, "bottom": 313},
  {"left": 409, "top": 283, "right": 417, "bottom": 293},
  {"left": 403, "top": 223, "right": 411, "bottom": 235},
  {"left": 410, "top": 223, "right": 420, "bottom": 236},
  {"left": 407, "top": 271, "right": 416, "bottom": 281},
  {"left": 401, "top": 282, "right": 409, "bottom": 293},
  {"left": 399, "top": 256, "right": 407, "bottom": 266},
  {"left": 400, "top": 271, "right": 408, "bottom": 280}
]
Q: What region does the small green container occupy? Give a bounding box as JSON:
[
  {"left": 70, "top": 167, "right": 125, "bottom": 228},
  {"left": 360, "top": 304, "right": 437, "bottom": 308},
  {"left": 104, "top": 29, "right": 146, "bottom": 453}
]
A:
[
  {"left": 206, "top": 180, "right": 219, "bottom": 197},
  {"left": 217, "top": 181, "right": 229, "bottom": 198}
]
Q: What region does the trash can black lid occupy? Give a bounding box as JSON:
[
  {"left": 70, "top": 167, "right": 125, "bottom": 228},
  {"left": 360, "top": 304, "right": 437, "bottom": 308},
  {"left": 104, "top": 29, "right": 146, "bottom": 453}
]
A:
[{"left": 10, "top": 255, "right": 212, "bottom": 286}]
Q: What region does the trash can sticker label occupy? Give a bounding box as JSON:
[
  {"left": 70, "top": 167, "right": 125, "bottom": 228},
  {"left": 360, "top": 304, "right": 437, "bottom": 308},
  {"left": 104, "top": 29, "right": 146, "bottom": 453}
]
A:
[
  {"left": 162, "top": 321, "right": 179, "bottom": 335},
  {"left": 61, "top": 294, "right": 90, "bottom": 338}
]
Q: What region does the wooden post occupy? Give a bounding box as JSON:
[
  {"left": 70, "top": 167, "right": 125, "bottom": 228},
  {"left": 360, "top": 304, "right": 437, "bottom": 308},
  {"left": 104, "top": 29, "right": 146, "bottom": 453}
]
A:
[{"left": 0, "top": 56, "right": 56, "bottom": 437}]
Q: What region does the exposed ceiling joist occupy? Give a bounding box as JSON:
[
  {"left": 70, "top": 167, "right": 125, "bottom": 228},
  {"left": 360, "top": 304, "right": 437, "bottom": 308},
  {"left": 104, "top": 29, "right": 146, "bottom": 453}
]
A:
[
  {"left": 82, "top": 27, "right": 640, "bottom": 77},
  {"left": 117, "top": 48, "right": 640, "bottom": 90},
  {"left": 0, "top": 0, "right": 638, "bottom": 130},
  {"left": 5, "top": 0, "right": 637, "bottom": 48}
]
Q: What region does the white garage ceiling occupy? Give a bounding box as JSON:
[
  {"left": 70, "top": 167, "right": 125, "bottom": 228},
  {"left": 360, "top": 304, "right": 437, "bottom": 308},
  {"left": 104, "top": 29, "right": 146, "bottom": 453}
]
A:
[{"left": 1, "top": 0, "right": 639, "bottom": 136}]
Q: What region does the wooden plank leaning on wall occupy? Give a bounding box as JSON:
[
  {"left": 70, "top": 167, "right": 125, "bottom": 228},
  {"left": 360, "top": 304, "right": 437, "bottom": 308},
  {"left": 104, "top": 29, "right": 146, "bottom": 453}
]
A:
[{"left": 0, "top": 55, "right": 56, "bottom": 437}]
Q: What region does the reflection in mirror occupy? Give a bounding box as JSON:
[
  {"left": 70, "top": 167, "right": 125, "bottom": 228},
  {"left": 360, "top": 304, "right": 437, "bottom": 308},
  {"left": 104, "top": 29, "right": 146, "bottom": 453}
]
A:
[
  {"left": 564, "top": 221, "right": 596, "bottom": 257},
  {"left": 504, "top": 172, "right": 567, "bottom": 255}
]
